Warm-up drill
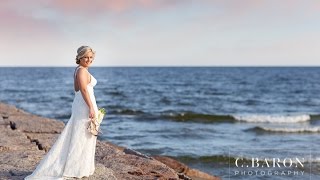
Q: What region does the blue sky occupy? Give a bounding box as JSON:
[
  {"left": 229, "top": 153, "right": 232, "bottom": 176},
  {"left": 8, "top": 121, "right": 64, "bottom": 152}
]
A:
[{"left": 1, "top": 0, "right": 320, "bottom": 66}]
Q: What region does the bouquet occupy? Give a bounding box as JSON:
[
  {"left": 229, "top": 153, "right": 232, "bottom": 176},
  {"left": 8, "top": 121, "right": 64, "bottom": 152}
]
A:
[{"left": 87, "top": 108, "right": 106, "bottom": 136}]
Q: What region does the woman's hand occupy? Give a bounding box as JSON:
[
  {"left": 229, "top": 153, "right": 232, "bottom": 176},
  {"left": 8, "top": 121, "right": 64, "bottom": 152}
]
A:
[{"left": 89, "top": 107, "right": 96, "bottom": 122}]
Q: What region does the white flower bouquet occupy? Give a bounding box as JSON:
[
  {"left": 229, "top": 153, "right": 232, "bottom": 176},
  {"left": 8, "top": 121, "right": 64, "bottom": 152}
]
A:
[{"left": 87, "top": 108, "right": 106, "bottom": 136}]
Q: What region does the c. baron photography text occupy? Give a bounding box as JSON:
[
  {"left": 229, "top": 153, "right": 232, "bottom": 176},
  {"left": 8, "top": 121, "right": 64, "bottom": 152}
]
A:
[{"left": 233, "top": 157, "right": 305, "bottom": 177}]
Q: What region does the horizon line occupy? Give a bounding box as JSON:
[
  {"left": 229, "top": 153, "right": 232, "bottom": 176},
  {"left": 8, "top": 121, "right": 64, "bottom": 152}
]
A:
[{"left": 1, "top": 65, "right": 320, "bottom": 68}]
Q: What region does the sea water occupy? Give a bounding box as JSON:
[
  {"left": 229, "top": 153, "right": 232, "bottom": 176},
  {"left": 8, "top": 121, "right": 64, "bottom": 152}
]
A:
[{"left": 1, "top": 67, "right": 320, "bottom": 179}]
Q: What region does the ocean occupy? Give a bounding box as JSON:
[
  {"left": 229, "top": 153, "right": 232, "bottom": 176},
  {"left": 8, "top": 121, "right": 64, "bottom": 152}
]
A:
[{"left": 0, "top": 67, "right": 319, "bottom": 179}]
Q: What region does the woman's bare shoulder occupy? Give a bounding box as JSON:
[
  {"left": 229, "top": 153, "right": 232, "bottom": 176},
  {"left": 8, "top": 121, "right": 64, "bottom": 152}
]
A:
[
  {"left": 77, "top": 68, "right": 89, "bottom": 79},
  {"left": 77, "top": 67, "right": 88, "bottom": 74}
]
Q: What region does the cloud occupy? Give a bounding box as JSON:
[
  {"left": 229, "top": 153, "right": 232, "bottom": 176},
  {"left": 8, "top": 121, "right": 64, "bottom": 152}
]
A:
[
  {"left": 2, "top": 0, "right": 319, "bottom": 34},
  {"left": 1, "top": 0, "right": 320, "bottom": 66},
  {"left": 0, "top": 1, "right": 62, "bottom": 39},
  {"left": 44, "top": 0, "right": 190, "bottom": 16}
]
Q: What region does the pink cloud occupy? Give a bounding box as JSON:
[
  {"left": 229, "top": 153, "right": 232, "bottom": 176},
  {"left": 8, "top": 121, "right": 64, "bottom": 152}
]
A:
[
  {"left": 47, "top": 0, "right": 189, "bottom": 15},
  {"left": 1, "top": 11, "right": 56, "bottom": 37},
  {"left": 0, "top": 1, "right": 63, "bottom": 40},
  {"left": 1, "top": 0, "right": 319, "bottom": 43},
  {"left": 0, "top": 0, "right": 190, "bottom": 31}
]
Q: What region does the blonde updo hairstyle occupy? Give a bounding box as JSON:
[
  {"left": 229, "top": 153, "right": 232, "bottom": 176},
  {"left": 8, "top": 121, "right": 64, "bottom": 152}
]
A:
[{"left": 75, "top": 46, "right": 95, "bottom": 64}]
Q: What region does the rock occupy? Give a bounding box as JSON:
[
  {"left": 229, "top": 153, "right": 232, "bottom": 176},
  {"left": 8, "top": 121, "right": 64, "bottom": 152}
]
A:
[
  {"left": 7, "top": 114, "right": 65, "bottom": 133},
  {"left": 24, "top": 132, "right": 60, "bottom": 152},
  {"left": 153, "top": 156, "right": 221, "bottom": 180},
  {"left": 123, "top": 148, "right": 153, "bottom": 160},
  {"left": 95, "top": 141, "right": 179, "bottom": 179},
  {"left": 0, "top": 125, "right": 46, "bottom": 179},
  {"left": 0, "top": 102, "right": 220, "bottom": 179},
  {"left": 0, "top": 102, "right": 64, "bottom": 134},
  {"left": 0, "top": 102, "right": 30, "bottom": 117},
  {"left": 88, "top": 163, "right": 118, "bottom": 180}
]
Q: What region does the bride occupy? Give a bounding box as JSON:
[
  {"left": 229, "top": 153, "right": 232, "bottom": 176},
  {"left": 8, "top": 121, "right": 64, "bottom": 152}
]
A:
[{"left": 25, "top": 46, "right": 99, "bottom": 180}]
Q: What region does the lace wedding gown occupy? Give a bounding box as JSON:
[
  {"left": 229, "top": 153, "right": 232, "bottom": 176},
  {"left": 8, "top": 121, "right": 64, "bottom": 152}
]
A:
[{"left": 25, "top": 67, "right": 98, "bottom": 180}]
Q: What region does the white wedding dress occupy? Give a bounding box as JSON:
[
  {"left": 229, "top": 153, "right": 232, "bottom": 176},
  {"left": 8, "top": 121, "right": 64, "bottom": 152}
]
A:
[{"left": 25, "top": 67, "right": 98, "bottom": 180}]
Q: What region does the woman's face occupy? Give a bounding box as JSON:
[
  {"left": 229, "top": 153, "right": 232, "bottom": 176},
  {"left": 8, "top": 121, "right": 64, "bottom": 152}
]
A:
[{"left": 79, "top": 51, "right": 94, "bottom": 67}]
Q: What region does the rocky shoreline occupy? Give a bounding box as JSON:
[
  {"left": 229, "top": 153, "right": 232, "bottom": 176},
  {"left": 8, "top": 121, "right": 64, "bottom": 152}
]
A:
[{"left": 0, "top": 102, "right": 220, "bottom": 180}]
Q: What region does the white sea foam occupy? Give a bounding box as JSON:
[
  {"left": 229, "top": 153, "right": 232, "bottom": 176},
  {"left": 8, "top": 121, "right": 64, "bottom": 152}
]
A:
[
  {"left": 233, "top": 114, "right": 310, "bottom": 123},
  {"left": 258, "top": 126, "right": 320, "bottom": 133}
]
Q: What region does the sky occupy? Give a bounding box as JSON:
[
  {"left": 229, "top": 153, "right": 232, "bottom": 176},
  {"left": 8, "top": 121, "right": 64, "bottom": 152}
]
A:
[{"left": 0, "top": 0, "right": 320, "bottom": 67}]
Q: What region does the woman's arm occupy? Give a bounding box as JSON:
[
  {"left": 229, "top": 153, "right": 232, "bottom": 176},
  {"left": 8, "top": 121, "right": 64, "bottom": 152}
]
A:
[{"left": 77, "top": 68, "right": 95, "bottom": 120}]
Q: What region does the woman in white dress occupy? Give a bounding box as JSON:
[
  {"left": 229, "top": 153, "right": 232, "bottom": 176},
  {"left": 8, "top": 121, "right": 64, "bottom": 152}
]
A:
[{"left": 25, "top": 46, "right": 99, "bottom": 180}]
